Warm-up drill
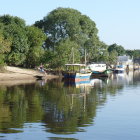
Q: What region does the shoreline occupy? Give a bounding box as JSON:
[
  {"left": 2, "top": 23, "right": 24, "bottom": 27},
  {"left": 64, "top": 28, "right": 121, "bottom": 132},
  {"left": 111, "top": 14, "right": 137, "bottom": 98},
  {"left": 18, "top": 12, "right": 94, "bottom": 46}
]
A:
[{"left": 0, "top": 66, "right": 59, "bottom": 85}]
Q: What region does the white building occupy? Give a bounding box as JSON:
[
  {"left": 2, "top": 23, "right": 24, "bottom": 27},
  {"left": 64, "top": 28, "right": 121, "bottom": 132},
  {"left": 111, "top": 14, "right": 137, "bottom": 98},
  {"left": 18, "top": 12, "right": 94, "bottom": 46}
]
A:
[{"left": 117, "top": 56, "right": 133, "bottom": 70}]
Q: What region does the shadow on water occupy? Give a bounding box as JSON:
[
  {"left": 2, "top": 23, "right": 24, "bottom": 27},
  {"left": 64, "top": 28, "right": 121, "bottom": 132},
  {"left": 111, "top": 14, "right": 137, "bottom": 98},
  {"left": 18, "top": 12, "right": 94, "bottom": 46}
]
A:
[{"left": 0, "top": 71, "right": 140, "bottom": 139}]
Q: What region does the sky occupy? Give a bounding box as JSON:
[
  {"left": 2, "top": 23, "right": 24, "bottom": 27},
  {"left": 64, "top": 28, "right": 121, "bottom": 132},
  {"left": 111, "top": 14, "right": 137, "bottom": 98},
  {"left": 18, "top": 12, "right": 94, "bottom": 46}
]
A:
[{"left": 0, "top": 0, "right": 140, "bottom": 50}]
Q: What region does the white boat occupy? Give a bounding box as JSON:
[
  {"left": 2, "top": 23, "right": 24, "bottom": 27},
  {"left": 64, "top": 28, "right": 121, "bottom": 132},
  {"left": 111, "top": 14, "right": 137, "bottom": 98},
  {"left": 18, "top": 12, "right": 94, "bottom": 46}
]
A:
[{"left": 88, "top": 63, "right": 107, "bottom": 72}]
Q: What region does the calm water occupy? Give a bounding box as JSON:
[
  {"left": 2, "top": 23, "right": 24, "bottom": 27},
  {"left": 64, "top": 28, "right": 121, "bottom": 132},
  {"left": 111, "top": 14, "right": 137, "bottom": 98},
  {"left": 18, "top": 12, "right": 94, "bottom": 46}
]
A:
[{"left": 0, "top": 71, "right": 140, "bottom": 140}]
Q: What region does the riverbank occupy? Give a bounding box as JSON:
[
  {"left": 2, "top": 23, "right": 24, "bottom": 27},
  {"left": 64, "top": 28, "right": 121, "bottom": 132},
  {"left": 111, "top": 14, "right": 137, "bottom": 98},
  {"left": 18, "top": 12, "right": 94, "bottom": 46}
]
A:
[{"left": 0, "top": 66, "right": 59, "bottom": 85}]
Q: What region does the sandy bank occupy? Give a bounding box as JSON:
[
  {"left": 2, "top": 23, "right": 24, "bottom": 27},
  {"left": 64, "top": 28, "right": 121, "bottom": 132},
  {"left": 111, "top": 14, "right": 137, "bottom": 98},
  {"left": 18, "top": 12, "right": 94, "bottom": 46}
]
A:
[{"left": 0, "top": 66, "right": 59, "bottom": 84}]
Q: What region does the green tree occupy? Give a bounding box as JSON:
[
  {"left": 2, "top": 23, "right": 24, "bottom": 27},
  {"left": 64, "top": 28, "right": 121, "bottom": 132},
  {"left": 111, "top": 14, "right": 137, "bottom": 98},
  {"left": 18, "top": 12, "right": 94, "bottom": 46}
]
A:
[
  {"left": 0, "top": 28, "right": 11, "bottom": 66},
  {"left": 35, "top": 8, "right": 101, "bottom": 64},
  {"left": 108, "top": 50, "right": 118, "bottom": 64},
  {"left": 108, "top": 43, "right": 125, "bottom": 56},
  {"left": 133, "top": 49, "right": 140, "bottom": 59},
  {"left": 0, "top": 15, "right": 29, "bottom": 66},
  {"left": 25, "top": 26, "right": 46, "bottom": 68},
  {"left": 42, "top": 39, "right": 80, "bottom": 69},
  {"left": 84, "top": 38, "right": 107, "bottom": 62},
  {"left": 125, "top": 49, "right": 140, "bottom": 59},
  {"left": 125, "top": 49, "right": 134, "bottom": 58}
]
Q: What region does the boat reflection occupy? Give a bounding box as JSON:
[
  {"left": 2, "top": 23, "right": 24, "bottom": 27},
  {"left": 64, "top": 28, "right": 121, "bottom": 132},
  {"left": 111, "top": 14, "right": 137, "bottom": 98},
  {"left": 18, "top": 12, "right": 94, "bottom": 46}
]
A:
[
  {"left": 63, "top": 77, "right": 104, "bottom": 88},
  {"left": 110, "top": 72, "right": 134, "bottom": 85},
  {"left": 63, "top": 77, "right": 105, "bottom": 95}
]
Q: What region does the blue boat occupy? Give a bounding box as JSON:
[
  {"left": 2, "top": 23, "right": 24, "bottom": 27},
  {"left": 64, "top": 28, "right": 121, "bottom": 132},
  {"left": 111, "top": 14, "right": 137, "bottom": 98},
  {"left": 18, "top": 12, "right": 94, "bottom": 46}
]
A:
[
  {"left": 113, "top": 65, "right": 125, "bottom": 73},
  {"left": 63, "top": 64, "right": 91, "bottom": 81}
]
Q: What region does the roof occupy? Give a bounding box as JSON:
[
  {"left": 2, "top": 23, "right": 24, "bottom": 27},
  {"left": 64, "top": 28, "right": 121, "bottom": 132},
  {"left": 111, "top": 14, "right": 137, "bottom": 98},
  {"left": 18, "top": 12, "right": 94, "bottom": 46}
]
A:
[{"left": 118, "top": 56, "right": 130, "bottom": 62}]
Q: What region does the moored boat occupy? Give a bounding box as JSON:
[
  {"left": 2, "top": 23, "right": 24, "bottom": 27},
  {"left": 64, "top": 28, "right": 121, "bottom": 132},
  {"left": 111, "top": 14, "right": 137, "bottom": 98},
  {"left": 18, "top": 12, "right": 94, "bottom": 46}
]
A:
[
  {"left": 88, "top": 63, "right": 107, "bottom": 72},
  {"left": 62, "top": 64, "right": 91, "bottom": 81},
  {"left": 113, "top": 65, "right": 125, "bottom": 73},
  {"left": 91, "top": 69, "right": 112, "bottom": 77}
]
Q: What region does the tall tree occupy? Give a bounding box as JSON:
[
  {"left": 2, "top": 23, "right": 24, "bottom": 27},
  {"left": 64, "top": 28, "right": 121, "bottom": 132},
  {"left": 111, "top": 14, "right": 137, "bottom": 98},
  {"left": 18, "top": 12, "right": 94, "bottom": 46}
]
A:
[
  {"left": 42, "top": 39, "right": 80, "bottom": 69},
  {"left": 108, "top": 50, "right": 118, "bottom": 65},
  {"left": 108, "top": 43, "right": 125, "bottom": 56},
  {"left": 35, "top": 8, "right": 101, "bottom": 64},
  {"left": 25, "top": 26, "right": 46, "bottom": 68},
  {"left": 0, "top": 15, "right": 29, "bottom": 66},
  {"left": 133, "top": 49, "right": 140, "bottom": 59},
  {"left": 125, "top": 49, "right": 134, "bottom": 58},
  {"left": 0, "top": 27, "right": 11, "bottom": 65}
]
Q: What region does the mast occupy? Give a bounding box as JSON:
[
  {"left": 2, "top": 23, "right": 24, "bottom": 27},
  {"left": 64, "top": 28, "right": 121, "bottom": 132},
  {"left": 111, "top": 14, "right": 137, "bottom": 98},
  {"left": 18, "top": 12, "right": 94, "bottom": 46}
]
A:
[
  {"left": 72, "top": 47, "right": 74, "bottom": 64},
  {"left": 85, "top": 49, "right": 87, "bottom": 65}
]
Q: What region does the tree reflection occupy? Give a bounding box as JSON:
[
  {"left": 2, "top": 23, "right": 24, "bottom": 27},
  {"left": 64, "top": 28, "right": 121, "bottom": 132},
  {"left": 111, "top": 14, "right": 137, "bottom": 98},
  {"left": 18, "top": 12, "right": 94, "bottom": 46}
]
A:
[
  {"left": 0, "top": 84, "right": 44, "bottom": 133},
  {"left": 41, "top": 84, "right": 96, "bottom": 134},
  {"left": 0, "top": 72, "right": 139, "bottom": 134}
]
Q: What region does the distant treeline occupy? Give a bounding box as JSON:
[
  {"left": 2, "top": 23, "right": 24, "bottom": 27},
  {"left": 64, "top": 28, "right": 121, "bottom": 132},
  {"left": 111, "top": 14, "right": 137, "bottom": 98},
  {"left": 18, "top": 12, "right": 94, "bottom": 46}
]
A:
[{"left": 0, "top": 8, "right": 140, "bottom": 69}]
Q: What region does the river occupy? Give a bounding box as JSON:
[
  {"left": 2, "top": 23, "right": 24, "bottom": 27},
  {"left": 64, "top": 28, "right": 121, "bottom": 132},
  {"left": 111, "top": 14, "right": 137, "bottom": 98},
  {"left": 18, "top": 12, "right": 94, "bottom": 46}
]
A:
[{"left": 0, "top": 71, "right": 140, "bottom": 140}]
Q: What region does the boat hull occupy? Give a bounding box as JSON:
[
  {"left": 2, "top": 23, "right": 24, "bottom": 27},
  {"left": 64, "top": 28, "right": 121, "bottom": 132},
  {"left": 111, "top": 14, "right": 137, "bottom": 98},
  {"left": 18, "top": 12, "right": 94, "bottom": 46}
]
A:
[
  {"left": 63, "top": 72, "right": 91, "bottom": 81},
  {"left": 92, "top": 69, "right": 112, "bottom": 77},
  {"left": 113, "top": 65, "right": 125, "bottom": 73},
  {"left": 113, "top": 70, "right": 124, "bottom": 73}
]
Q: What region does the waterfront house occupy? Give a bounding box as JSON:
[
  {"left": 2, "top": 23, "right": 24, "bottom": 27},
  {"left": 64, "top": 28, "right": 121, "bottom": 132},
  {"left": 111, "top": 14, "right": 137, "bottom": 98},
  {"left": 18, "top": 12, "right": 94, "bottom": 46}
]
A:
[{"left": 116, "top": 55, "right": 133, "bottom": 70}]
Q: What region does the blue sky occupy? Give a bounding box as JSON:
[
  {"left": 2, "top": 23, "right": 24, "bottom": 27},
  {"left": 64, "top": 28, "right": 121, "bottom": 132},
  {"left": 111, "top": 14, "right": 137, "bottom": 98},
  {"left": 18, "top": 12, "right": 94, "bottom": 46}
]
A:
[{"left": 1, "top": 0, "right": 140, "bottom": 50}]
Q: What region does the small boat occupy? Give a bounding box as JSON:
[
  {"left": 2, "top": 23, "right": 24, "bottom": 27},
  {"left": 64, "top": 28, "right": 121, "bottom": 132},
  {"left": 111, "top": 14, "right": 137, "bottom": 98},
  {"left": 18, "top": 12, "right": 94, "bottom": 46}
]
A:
[
  {"left": 88, "top": 63, "right": 112, "bottom": 77},
  {"left": 91, "top": 69, "right": 112, "bottom": 77},
  {"left": 63, "top": 48, "right": 92, "bottom": 81},
  {"left": 113, "top": 65, "right": 125, "bottom": 73},
  {"left": 63, "top": 64, "right": 91, "bottom": 82},
  {"left": 34, "top": 75, "right": 45, "bottom": 80},
  {"left": 88, "top": 63, "right": 107, "bottom": 72}
]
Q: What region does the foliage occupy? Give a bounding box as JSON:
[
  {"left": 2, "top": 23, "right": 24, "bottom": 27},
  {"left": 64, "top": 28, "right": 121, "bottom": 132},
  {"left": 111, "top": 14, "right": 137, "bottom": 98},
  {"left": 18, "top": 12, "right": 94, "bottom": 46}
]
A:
[
  {"left": 125, "top": 49, "right": 134, "bottom": 58},
  {"left": 0, "top": 11, "right": 139, "bottom": 69},
  {"left": 0, "top": 35, "right": 11, "bottom": 54},
  {"left": 84, "top": 39, "right": 108, "bottom": 62},
  {"left": 0, "top": 15, "right": 25, "bottom": 27},
  {"left": 133, "top": 49, "right": 140, "bottom": 59},
  {"left": 125, "top": 49, "right": 140, "bottom": 59},
  {"left": 25, "top": 26, "right": 46, "bottom": 68},
  {"left": 42, "top": 39, "right": 80, "bottom": 69},
  {"left": 108, "top": 43, "right": 125, "bottom": 56},
  {"left": 0, "top": 15, "right": 29, "bottom": 66},
  {"left": 0, "top": 15, "right": 46, "bottom": 67},
  {"left": 0, "top": 29, "right": 11, "bottom": 65},
  {"left": 108, "top": 50, "right": 118, "bottom": 64},
  {"left": 35, "top": 7, "right": 102, "bottom": 64}
]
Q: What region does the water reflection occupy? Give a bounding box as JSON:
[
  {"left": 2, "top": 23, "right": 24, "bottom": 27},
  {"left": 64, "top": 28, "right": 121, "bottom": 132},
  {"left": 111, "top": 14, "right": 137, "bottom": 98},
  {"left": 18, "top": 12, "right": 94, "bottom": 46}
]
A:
[
  {"left": 41, "top": 79, "right": 96, "bottom": 134},
  {"left": 0, "top": 71, "right": 140, "bottom": 139},
  {"left": 48, "top": 137, "right": 78, "bottom": 140}
]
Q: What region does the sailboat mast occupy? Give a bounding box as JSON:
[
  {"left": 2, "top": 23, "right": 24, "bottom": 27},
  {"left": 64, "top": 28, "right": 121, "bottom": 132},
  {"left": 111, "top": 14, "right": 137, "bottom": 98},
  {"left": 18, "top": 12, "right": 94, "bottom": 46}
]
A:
[
  {"left": 85, "top": 49, "right": 86, "bottom": 65},
  {"left": 72, "top": 47, "right": 74, "bottom": 64}
]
